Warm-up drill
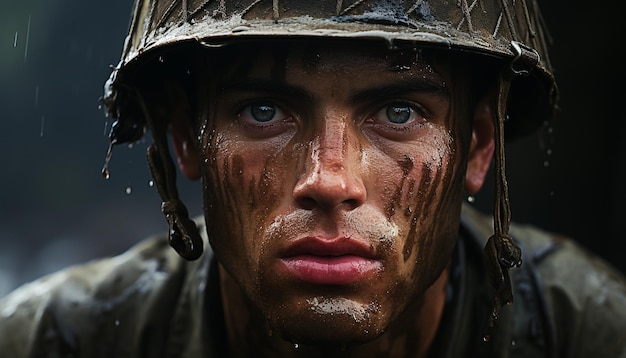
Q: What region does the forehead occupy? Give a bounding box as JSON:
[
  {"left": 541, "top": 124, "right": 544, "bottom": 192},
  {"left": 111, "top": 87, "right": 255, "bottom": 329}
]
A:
[{"left": 210, "top": 39, "right": 452, "bottom": 84}]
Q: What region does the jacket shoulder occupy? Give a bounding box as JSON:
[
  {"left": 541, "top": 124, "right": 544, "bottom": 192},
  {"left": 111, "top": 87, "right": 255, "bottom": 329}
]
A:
[
  {"left": 461, "top": 204, "right": 626, "bottom": 357},
  {"left": 511, "top": 223, "right": 626, "bottom": 357},
  {"left": 0, "top": 235, "right": 184, "bottom": 357}
]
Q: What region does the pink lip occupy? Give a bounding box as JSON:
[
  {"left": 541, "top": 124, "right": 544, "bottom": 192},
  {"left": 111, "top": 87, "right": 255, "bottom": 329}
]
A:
[{"left": 279, "top": 237, "right": 381, "bottom": 285}]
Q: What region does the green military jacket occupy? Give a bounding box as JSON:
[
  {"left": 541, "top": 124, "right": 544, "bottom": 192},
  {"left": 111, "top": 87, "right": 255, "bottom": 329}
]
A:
[{"left": 2, "top": 205, "right": 626, "bottom": 357}]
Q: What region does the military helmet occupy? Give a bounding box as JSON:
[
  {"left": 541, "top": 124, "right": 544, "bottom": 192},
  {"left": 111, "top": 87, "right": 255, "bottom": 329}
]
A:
[{"left": 103, "top": 0, "right": 558, "bottom": 145}]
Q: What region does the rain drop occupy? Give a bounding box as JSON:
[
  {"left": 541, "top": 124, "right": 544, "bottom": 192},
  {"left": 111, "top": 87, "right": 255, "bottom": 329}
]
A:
[
  {"left": 102, "top": 142, "right": 114, "bottom": 179},
  {"left": 40, "top": 116, "right": 45, "bottom": 137},
  {"left": 543, "top": 161, "right": 550, "bottom": 168},
  {"left": 13, "top": 32, "right": 18, "bottom": 47},
  {"left": 293, "top": 343, "right": 299, "bottom": 349},
  {"left": 125, "top": 186, "right": 132, "bottom": 195},
  {"left": 149, "top": 180, "right": 154, "bottom": 187},
  {"left": 24, "top": 14, "right": 31, "bottom": 62},
  {"left": 467, "top": 195, "right": 475, "bottom": 203},
  {"left": 115, "top": 320, "right": 120, "bottom": 326}
]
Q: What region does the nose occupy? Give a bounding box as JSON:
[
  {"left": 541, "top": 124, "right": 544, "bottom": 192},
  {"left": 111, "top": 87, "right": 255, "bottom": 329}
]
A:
[{"left": 293, "top": 118, "right": 367, "bottom": 212}]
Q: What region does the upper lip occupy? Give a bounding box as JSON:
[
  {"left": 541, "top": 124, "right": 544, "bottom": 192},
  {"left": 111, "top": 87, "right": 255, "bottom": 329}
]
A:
[{"left": 279, "top": 236, "right": 376, "bottom": 258}]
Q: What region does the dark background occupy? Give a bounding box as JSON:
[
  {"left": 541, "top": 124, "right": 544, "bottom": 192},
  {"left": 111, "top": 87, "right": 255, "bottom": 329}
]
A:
[{"left": 1, "top": 1, "right": 624, "bottom": 298}]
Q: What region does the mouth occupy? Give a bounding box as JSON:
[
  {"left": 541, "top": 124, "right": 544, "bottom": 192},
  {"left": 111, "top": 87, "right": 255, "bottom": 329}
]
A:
[{"left": 278, "top": 237, "right": 382, "bottom": 285}]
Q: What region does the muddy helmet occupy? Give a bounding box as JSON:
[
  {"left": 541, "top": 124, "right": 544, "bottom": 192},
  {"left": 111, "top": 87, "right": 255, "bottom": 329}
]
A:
[{"left": 103, "top": 0, "right": 557, "bottom": 145}]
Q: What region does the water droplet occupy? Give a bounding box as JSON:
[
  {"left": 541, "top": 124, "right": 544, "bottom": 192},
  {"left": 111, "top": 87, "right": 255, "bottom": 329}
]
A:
[
  {"left": 115, "top": 320, "right": 120, "bottom": 326},
  {"left": 148, "top": 180, "right": 154, "bottom": 187},
  {"left": 546, "top": 148, "right": 552, "bottom": 156},
  {"left": 467, "top": 195, "right": 475, "bottom": 203},
  {"left": 543, "top": 161, "right": 550, "bottom": 168},
  {"left": 293, "top": 343, "right": 299, "bottom": 349},
  {"left": 483, "top": 335, "right": 491, "bottom": 342},
  {"left": 128, "top": 143, "right": 134, "bottom": 149},
  {"left": 125, "top": 186, "right": 132, "bottom": 195},
  {"left": 511, "top": 339, "right": 516, "bottom": 346},
  {"left": 24, "top": 14, "right": 31, "bottom": 62},
  {"left": 102, "top": 142, "right": 114, "bottom": 179},
  {"left": 13, "top": 32, "right": 18, "bottom": 47}
]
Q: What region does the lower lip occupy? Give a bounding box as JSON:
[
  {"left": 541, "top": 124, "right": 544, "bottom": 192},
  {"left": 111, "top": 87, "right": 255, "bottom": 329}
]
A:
[{"left": 280, "top": 256, "right": 381, "bottom": 285}]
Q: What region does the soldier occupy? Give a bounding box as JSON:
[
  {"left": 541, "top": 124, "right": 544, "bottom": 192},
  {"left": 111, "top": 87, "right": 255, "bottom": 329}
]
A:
[{"left": 1, "top": 0, "right": 625, "bottom": 357}]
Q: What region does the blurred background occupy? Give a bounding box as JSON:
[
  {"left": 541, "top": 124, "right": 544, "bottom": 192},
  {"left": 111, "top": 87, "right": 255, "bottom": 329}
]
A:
[{"left": 1, "top": 0, "right": 624, "bottom": 298}]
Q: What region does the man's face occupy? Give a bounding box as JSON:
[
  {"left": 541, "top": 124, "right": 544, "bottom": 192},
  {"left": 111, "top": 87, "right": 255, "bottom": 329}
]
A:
[{"left": 196, "top": 41, "right": 475, "bottom": 344}]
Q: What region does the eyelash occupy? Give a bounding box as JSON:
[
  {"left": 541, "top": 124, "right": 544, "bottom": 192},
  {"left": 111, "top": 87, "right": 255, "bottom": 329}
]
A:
[{"left": 367, "top": 101, "right": 428, "bottom": 127}]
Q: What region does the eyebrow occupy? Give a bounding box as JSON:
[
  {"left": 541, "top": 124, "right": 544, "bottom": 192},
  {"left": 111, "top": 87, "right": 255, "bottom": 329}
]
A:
[
  {"left": 348, "top": 79, "right": 449, "bottom": 105},
  {"left": 218, "top": 78, "right": 448, "bottom": 104},
  {"left": 218, "top": 80, "right": 315, "bottom": 104}
]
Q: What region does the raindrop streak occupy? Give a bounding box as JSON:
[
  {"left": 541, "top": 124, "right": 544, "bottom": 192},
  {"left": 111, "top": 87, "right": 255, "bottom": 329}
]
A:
[
  {"left": 40, "top": 116, "right": 45, "bottom": 137},
  {"left": 13, "top": 32, "right": 18, "bottom": 47},
  {"left": 102, "top": 142, "right": 115, "bottom": 179},
  {"left": 24, "top": 14, "right": 31, "bottom": 62}
]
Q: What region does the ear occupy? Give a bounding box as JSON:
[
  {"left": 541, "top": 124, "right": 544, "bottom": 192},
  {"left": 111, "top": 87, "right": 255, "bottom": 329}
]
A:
[
  {"left": 465, "top": 92, "right": 495, "bottom": 194},
  {"left": 168, "top": 81, "right": 201, "bottom": 181}
]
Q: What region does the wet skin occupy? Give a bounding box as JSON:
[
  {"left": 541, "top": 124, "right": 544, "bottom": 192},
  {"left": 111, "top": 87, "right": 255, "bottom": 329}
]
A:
[{"left": 172, "top": 41, "right": 495, "bottom": 357}]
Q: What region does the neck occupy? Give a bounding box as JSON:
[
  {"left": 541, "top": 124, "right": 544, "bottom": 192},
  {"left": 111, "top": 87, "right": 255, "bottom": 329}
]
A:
[{"left": 219, "top": 265, "right": 449, "bottom": 358}]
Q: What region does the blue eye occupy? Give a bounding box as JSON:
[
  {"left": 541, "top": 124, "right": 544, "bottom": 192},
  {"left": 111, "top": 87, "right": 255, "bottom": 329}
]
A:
[
  {"left": 386, "top": 105, "right": 412, "bottom": 124},
  {"left": 239, "top": 102, "right": 288, "bottom": 124},
  {"left": 374, "top": 103, "right": 424, "bottom": 125},
  {"left": 250, "top": 104, "right": 276, "bottom": 122}
]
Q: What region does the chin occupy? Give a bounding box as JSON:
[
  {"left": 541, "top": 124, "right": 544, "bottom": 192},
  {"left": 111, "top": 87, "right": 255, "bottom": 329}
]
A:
[{"left": 268, "top": 299, "right": 388, "bottom": 347}]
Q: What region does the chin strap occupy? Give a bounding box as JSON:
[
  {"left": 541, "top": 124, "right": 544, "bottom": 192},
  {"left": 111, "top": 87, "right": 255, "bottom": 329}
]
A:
[
  {"left": 133, "top": 88, "right": 203, "bottom": 261},
  {"left": 483, "top": 40, "right": 540, "bottom": 340},
  {"left": 147, "top": 142, "right": 204, "bottom": 260},
  {"left": 482, "top": 71, "right": 522, "bottom": 338}
]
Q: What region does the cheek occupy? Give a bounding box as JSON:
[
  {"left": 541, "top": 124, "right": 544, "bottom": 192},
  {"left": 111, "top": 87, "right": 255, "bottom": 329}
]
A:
[
  {"left": 201, "top": 132, "right": 298, "bottom": 280},
  {"left": 382, "top": 131, "right": 464, "bottom": 285}
]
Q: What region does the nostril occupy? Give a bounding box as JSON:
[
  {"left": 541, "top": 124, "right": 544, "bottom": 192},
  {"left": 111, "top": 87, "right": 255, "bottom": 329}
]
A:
[
  {"left": 296, "top": 196, "right": 318, "bottom": 211},
  {"left": 293, "top": 173, "right": 367, "bottom": 212},
  {"left": 342, "top": 198, "right": 362, "bottom": 211}
]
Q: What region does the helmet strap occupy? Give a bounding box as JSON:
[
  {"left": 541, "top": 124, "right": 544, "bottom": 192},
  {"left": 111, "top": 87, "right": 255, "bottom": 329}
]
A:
[
  {"left": 482, "top": 41, "right": 540, "bottom": 340},
  {"left": 482, "top": 72, "right": 522, "bottom": 340},
  {"left": 134, "top": 90, "right": 204, "bottom": 261}
]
